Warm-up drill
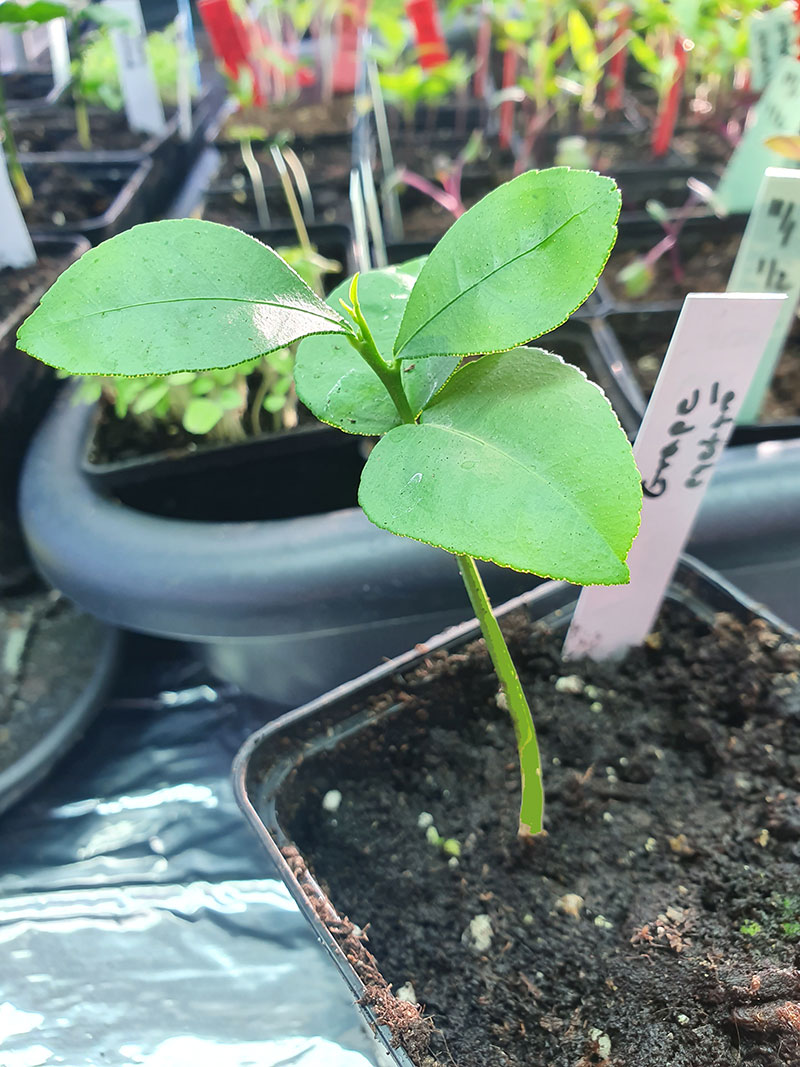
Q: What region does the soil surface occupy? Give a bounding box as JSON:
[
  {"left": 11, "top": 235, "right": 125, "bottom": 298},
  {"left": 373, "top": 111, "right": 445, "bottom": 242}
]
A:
[
  {"left": 0, "top": 590, "right": 103, "bottom": 776},
  {"left": 202, "top": 184, "right": 349, "bottom": 229},
  {"left": 282, "top": 598, "right": 800, "bottom": 1067},
  {"left": 0, "top": 254, "right": 65, "bottom": 324},
  {"left": 606, "top": 233, "right": 742, "bottom": 305},
  {"left": 21, "top": 162, "right": 123, "bottom": 227},
  {"left": 215, "top": 139, "right": 354, "bottom": 189},
  {"left": 673, "top": 127, "right": 734, "bottom": 168},
  {"left": 223, "top": 96, "right": 354, "bottom": 142},
  {"left": 609, "top": 311, "right": 800, "bottom": 423},
  {"left": 12, "top": 107, "right": 158, "bottom": 153}
]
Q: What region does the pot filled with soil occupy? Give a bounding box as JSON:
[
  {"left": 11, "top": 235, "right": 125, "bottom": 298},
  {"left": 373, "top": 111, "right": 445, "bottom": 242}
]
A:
[
  {"left": 0, "top": 585, "right": 119, "bottom": 816},
  {"left": 595, "top": 308, "right": 800, "bottom": 444},
  {"left": 22, "top": 157, "right": 154, "bottom": 243},
  {"left": 19, "top": 314, "right": 622, "bottom": 706},
  {"left": 234, "top": 557, "right": 800, "bottom": 1067},
  {"left": 0, "top": 235, "right": 89, "bottom": 590}
]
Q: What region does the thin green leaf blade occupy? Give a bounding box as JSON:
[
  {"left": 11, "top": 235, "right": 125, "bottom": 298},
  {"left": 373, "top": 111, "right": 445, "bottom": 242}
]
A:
[
  {"left": 18, "top": 220, "right": 348, "bottom": 376},
  {"left": 393, "top": 168, "right": 621, "bottom": 361},
  {"left": 359, "top": 348, "right": 641, "bottom": 585},
  {"left": 295, "top": 259, "right": 459, "bottom": 436}
]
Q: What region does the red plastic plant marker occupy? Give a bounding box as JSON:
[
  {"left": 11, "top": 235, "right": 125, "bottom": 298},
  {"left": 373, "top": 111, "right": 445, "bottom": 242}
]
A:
[{"left": 406, "top": 0, "right": 449, "bottom": 69}]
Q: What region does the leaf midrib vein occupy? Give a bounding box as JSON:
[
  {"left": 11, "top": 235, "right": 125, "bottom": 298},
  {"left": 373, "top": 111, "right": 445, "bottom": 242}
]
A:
[
  {"left": 42, "top": 295, "right": 345, "bottom": 329},
  {"left": 395, "top": 203, "right": 593, "bottom": 355},
  {"left": 422, "top": 420, "right": 617, "bottom": 555}
]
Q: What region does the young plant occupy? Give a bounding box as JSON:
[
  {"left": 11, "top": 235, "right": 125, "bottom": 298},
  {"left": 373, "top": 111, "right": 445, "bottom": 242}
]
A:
[
  {"left": 0, "top": 0, "right": 75, "bottom": 206},
  {"left": 385, "top": 130, "right": 484, "bottom": 224},
  {"left": 18, "top": 168, "right": 642, "bottom": 837}
]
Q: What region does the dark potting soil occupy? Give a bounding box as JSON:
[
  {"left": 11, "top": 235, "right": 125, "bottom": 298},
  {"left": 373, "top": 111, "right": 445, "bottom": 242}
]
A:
[
  {"left": 606, "top": 234, "right": 741, "bottom": 305},
  {"left": 88, "top": 391, "right": 319, "bottom": 466},
  {"left": 12, "top": 107, "right": 160, "bottom": 153},
  {"left": 0, "top": 254, "right": 65, "bottom": 324},
  {"left": 222, "top": 96, "right": 354, "bottom": 143},
  {"left": 21, "top": 163, "right": 118, "bottom": 227},
  {"left": 201, "top": 187, "right": 349, "bottom": 231},
  {"left": 612, "top": 312, "right": 800, "bottom": 423},
  {"left": 216, "top": 140, "right": 353, "bottom": 188},
  {"left": 283, "top": 599, "right": 800, "bottom": 1067},
  {"left": 0, "top": 590, "right": 102, "bottom": 775},
  {"left": 673, "top": 128, "right": 734, "bottom": 168}
]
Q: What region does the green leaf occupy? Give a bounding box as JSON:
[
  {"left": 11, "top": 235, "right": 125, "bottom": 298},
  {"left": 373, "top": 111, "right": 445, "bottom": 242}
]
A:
[
  {"left": 80, "top": 4, "right": 133, "bottom": 29},
  {"left": 131, "top": 381, "right": 169, "bottom": 414},
  {"left": 18, "top": 220, "right": 348, "bottom": 377},
  {"left": 358, "top": 348, "right": 641, "bottom": 585},
  {"left": 393, "top": 169, "right": 620, "bottom": 361},
  {"left": 263, "top": 394, "right": 287, "bottom": 413},
  {"left": 183, "top": 397, "right": 224, "bottom": 435},
  {"left": 295, "top": 260, "right": 460, "bottom": 436},
  {"left": 0, "top": 1, "right": 70, "bottom": 24},
  {"left": 567, "top": 9, "right": 598, "bottom": 74}
]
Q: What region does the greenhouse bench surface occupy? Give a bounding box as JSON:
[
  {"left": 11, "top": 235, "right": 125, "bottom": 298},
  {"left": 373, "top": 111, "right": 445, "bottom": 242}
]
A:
[{"left": 0, "top": 636, "right": 380, "bottom": 1067}]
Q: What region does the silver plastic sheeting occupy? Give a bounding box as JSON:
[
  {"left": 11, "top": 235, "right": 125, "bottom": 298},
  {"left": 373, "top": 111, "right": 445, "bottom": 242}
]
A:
[{"left": 0, "top": 638, "right": 382, "bottom": 1067}]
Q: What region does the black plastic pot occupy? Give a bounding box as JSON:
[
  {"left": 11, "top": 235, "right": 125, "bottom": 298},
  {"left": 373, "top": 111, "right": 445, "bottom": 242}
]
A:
[
  {"left": 595, "top": 212, "right": 748, "bottom": 309},
  {"left": 0, "top": 616, "right": 120, "bottom": 817},
  {"left": 20, "top": 390, "right": 539, "bottom": 707},
  {"left": 16, "top": 82, "right": 227, "bottom": 216},
  {"left": 232, "top": 556, "right": 793, "bottom": 1067},
  {"left": 593, "top": 307, "right": 800, "bottom": 447},
  {"left": 24, "top": 158, "right": 154, "bottom": 244},
  {"left": 22, "top": 319, "right": 613, "bottom": 705},
  {"left": 0, "top": 235, "right": 89, "bottom": 589},
  {"left": 5, "top": 70, "right": 65, "bottom": 111}
]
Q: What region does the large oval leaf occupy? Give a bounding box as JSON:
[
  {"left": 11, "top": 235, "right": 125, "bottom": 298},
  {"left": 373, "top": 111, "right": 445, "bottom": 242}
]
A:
[
  {"left": 295, "top": 259, "right": 460, "bottom": 436},
  {"left": 359, "top": 347, "right": 641, "bottom": 585},
  {"left": 393, "top": 168, "right": 620, "bottom": 361},
  {"left": 18, "top": 220, "right": 348, "bottom": 376}
]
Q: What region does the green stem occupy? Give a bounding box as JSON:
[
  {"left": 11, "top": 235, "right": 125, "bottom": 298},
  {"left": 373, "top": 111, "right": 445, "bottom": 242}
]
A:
[
  {"left": 456, "top": 554, "right": 544, "bottom": 837},
  {"left": 0, "top": 74, "right": 33, "bottom": 207},
  {"left": 345, "top": 275, "right": 416, "bottom": 425},
  {"left": 74, "top": 95, "right": 91, "bottom": 150}
]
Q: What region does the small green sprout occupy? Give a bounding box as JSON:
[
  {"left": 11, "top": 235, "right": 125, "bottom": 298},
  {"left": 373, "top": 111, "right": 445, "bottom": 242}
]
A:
[{"left": 739, "top": 920, "right": 762, "bottom": 937}]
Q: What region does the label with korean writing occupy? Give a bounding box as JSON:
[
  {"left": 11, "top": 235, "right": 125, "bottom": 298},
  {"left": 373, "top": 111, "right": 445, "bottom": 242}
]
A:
[
  {"left": 727, "top": 167, "right": 800, "bottom": 423},
  {"left": 750, "top": 2, "right": 797, "bottom": 91},
  {"left": 715, "top": 56, "right": 800, "bottom": 215},
  {"left": 0, "top": 147, "right": 36, "bottom": 270},
  {"left": 105, "top": 0, "right": 166, "bottom": 136},
  {"left": 563, "top": 293, "right": 786, "bottom": 662}
]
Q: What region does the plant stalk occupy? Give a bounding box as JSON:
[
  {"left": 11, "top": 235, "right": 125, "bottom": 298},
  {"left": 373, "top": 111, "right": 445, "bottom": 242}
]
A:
[
  {"left": 456, "top": 554, "right": 544, "bottom": 837},
  {"left": 345, "top": 281, "right": 544, "bottom": 835},
  {"left": 74, "top": 95, "right": 91, "bottom": 150},
  {"left": 240, "top": 137, "right": 271, "bottom": 229},
  {"left": 345, "top": 275, "right": 416, "bottom": 425},
  {"left": 0, "top": 74, "right": 33, "bottom": 207}
]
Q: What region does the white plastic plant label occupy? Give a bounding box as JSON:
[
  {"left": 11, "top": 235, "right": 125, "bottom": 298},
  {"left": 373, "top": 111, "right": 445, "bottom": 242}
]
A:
[
  {"left": 749, "top": 2, "right": 797, "bottom": 91},
  {"left": 715, "top": 56, "right": 800, "bottom": 215},
  {"left": 727, "top": 168, "right": 800, "bottom": 423},
  {"left": 174, "top": 11, "right": 192, "bottom": 141},
  {"left": 563, "top": 293, "right": 786, "bottom": 662},
  {"left": 104, "top": 0, "right": 166, "bottom": 136},
  {"left": 47, "top": 17, "right": 70, "bottom": 89},
  {"left": 0, "top": 146, "right": 36, "bottom": 270}
]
